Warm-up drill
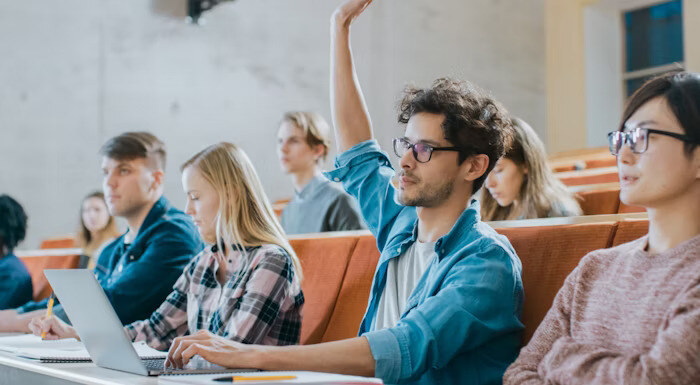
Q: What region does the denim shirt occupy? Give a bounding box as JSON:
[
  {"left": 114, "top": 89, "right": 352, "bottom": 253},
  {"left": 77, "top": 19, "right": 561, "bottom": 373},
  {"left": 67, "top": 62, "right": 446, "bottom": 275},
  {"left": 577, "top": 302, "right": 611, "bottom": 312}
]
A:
[
  {"left": 324, "top": 140, "right": 524, "bottom": 385},
  {"left": 18, "top": 197, "right": 204, "bottom": 325}
]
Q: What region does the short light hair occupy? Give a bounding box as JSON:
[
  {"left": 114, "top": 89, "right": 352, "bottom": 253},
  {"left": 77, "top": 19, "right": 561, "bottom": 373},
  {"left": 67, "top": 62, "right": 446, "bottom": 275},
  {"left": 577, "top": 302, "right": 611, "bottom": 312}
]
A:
[
  {"left": 99, "top": 132, "right": 167, "bottom": 171},
  {"left": 281, "top": 111, "right": 332, "bottom": 161}
]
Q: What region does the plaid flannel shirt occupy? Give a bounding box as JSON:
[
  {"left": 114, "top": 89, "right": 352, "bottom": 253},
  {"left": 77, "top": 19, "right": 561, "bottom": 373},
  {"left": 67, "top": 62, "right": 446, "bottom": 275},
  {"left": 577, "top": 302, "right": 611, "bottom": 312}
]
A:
[{"left": 125, "top": 243, "right": 304, "bottom": 350}]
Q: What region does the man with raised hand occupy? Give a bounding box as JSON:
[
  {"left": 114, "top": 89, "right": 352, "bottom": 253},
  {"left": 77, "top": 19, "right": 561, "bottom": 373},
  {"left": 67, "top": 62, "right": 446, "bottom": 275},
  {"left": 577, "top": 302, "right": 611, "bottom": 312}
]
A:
[{"left": 165, "top": 1, "right": 523, "bottom": 384}]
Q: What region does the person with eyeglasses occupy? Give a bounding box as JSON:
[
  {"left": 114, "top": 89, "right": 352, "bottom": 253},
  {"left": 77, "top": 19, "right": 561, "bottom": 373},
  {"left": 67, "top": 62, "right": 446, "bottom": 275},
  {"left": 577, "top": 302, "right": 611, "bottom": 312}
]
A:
[
  {"left": 504, "top": 71, "right": 700, "bottom": 384},
  {"left": 162, "top": 1, "right": 524, "bottom": 384}
]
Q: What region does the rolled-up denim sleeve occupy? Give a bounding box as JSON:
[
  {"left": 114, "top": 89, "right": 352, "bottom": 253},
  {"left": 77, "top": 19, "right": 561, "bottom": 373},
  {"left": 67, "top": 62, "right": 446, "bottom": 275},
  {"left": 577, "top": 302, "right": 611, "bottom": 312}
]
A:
[
  {"left": 324, "top": 140, "right": 414, "bottom": 251},
  {"left": 362, "top": 246, "right": 523, "bottom": 383}
]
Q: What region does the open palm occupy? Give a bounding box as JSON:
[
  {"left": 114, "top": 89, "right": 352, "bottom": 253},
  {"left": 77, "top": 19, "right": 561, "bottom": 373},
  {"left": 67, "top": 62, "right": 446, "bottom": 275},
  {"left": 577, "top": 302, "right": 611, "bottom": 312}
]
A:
[{"left": 333, "top": 0, "right": 374, "bottom": 27}]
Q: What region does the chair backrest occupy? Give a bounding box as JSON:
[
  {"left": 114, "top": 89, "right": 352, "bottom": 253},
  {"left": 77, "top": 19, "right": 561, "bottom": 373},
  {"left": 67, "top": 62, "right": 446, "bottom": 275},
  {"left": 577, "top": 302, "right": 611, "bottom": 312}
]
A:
[
  {"left": 272, "top": 203, "right": 286, "bottom": 218},
  {"left": 576, "top": 187, "right": 621, "bottom": 215},
  {"left": 289, "top": 236, "right": 358, "bottom": 345},
  {"left": 321, "top": 235, "right": 381, "bottom": 343},
  {"left": 584, "top": 157, "right": 616, "bottom": 169},
  {"left": 617, "top": 202, "right": 645, "bottom": 214},
  {"left": 611, "top": 218, "right": 649, "bottom": 246},
  {"left": 17, "top": 249, "right": 83, "bottom": 301},
  {"left": 556, "top": 167, "right": 619, "bottom": 186},
  {"left": 40, "top": 236, "right": 76, "bottom": 249},
  {"left": 494, "top": 222, "right": 617, "bottom": 345}
]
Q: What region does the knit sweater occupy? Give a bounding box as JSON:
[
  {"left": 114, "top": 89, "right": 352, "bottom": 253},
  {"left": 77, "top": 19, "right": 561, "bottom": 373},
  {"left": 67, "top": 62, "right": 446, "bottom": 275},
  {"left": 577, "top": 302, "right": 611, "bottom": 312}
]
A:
[{"left": 504, "top": 234, "right": 700, "bottom": 385}]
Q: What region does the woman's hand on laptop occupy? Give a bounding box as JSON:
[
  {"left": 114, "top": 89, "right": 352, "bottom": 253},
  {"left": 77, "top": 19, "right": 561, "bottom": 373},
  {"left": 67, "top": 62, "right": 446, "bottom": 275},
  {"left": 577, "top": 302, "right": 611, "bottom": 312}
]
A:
[
  {"left": 28, "top": 315, "right": 80, "bottom": 340},
  {"left": 165, "top": 330, "right": 265, "bottom": 369}
]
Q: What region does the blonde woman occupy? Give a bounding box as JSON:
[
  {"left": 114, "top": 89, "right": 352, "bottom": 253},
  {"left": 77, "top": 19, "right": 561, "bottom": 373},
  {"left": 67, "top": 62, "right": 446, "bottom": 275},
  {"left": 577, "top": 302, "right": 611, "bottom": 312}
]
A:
[
  {"left": 31, "top": 142, "right": 304, "bottom": 350},
  {"left": 75, "top": 191, "right": 120, "bottom": 268},
  {"left": 481, "top": 118, "right": 582, "bottom": 220}
]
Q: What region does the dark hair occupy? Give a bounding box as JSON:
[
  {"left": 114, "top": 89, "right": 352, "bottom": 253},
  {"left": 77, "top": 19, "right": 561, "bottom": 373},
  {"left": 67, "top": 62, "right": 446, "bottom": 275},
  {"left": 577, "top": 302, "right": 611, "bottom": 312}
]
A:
[
  {"left": 398, "top": 77, "right": 513, "bottom": 194},
  {"left": 621, "top": 70, "right": 700, "bottom": 156},
  {"left": 0, "top": 195, "right": 28, "bottom": 254},
  {"left": 99, "top": 132, "right": 167, "bottom": 170}
]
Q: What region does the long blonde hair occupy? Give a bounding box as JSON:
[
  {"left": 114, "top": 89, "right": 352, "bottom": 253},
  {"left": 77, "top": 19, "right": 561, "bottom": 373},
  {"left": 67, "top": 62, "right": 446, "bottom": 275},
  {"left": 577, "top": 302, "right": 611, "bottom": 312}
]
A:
[
  {"left": 181, "top": 142, "right": 302, "bottom": 281},
  {"left": 481, "top": 118, "right": 582, "bottom": 221}
]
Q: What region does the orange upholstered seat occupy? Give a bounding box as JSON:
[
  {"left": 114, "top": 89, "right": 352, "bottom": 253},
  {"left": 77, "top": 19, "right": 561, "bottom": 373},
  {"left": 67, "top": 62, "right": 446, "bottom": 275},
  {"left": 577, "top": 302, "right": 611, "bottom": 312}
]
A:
[
  {"left": 494, "top": 222, "right": 617, "bottom": 345},
  {"left": 290, "top": 235, "right": 359, "bottom": 345},
  {"left": 321, "top": 234, "right": 380, "bottom": 343},
  {"left": 617, "top": 202, "right": 645, "bottom": 214},
  {"left": 39, "top": 236, "right": 76, "bottom": 249},
  {"left": 557, "top": 167, "right": 619, "bottom": 186},
  {"left": 577, "top": 187, "right": 621, "bottom": 215},
  {"left": 18, "top": 250, "right": 83, "bottom": 301},
  {"left": 611, "top": 218, "right": 649, "bottom": 246}
]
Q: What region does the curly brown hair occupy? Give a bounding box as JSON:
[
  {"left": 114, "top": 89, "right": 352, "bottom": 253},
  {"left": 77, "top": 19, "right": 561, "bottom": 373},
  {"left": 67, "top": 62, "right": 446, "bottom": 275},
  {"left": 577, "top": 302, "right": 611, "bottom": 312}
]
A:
[{"left": 398, "top": 77, "right": 514, "bottom": 194}]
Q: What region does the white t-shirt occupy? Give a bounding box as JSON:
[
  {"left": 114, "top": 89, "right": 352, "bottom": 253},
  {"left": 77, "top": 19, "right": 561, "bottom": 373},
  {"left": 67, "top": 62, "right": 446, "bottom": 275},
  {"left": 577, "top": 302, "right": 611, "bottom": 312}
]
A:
[{"left": 373, "top": 239, "right": 437, "bottom": 330}]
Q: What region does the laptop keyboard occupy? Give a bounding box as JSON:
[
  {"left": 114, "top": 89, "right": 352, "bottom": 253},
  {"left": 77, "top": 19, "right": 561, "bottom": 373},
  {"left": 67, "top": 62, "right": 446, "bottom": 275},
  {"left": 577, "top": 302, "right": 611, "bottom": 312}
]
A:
[{"left": 142, "top": 358, "right": 167, "bottom": 371}]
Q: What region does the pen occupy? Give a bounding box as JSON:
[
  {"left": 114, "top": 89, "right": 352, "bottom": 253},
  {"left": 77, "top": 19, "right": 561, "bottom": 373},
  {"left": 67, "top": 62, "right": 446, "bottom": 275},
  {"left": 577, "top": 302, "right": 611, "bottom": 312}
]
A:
[{"left": 41, "top": 293, "right": 55, "bottom": 340}]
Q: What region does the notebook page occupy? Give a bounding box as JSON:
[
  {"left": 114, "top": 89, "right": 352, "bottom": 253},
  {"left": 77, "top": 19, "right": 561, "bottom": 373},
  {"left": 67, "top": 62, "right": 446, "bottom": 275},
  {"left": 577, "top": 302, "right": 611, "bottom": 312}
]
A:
[{"left": 0, "top": 334, "right": 82, "bottom": 353}]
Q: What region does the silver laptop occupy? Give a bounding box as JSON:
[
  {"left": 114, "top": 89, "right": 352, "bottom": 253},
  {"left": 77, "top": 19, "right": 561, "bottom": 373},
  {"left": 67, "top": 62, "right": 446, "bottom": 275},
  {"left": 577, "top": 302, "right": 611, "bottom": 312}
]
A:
[{"left": 44, "top": 269, "right": 252, "bottom": 376}]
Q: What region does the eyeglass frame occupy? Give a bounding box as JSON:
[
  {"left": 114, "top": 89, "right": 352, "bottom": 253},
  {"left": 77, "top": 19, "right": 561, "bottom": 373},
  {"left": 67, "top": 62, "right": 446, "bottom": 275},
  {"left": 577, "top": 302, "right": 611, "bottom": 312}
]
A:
[
  {"left": 392, "top": 137, "right": 464, "bottom": 163},
  {"left": 606, "top": 126, "right": 698, "bottom": 155}
]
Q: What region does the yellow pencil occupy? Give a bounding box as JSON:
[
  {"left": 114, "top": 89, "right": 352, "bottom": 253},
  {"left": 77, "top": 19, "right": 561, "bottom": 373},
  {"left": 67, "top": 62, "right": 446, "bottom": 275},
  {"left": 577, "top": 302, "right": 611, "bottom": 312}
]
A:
[
  {"left": 41, "top": 293, "right": 55, "bottom": 340},
  {"left": 231, "top": 375, "right": 297, "bottom": 382}
]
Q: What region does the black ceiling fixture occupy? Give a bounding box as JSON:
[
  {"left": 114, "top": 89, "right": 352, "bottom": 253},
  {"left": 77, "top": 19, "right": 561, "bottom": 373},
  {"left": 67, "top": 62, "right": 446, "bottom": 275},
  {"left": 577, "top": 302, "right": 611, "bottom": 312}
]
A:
[{"left": 187, "top": 0, "right": 235, "bottom": 24}]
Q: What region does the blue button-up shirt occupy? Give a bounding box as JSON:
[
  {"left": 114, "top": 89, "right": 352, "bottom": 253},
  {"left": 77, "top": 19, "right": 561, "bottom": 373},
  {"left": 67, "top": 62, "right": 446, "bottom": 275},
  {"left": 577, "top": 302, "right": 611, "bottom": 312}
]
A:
[
  {"left": 325, "top": 140, "right": 524, "bottom": 385},
  {"left": 18, "top": 197, "right": 204, "bottom": 325}
]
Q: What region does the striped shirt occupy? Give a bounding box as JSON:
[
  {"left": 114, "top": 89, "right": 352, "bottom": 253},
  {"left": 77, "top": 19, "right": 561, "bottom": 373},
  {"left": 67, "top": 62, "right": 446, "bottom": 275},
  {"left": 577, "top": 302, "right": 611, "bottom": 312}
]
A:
[{"left": 125, "top": 243, "right": 304, "bottom": 350}]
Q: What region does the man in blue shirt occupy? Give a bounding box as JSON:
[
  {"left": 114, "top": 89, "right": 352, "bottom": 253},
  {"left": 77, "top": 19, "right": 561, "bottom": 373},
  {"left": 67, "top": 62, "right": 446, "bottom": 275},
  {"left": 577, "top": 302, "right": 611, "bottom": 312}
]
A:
[
  {"left": 165, "top": 1, "right": 523, "bottom": 384},
  {"left": 0, "top": 195, "right": 33, "bottom": 310},
  {"left": 0, "top": 132, "right": 203, "bottom": 331}
]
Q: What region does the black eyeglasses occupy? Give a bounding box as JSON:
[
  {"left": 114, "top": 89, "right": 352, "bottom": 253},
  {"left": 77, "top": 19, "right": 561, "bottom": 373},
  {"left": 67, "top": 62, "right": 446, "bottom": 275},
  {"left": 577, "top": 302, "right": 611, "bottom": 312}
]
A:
[
  {"left": 607, "top": 126, "right": 698, "bottom": 155},
  {"left": 392, "top": 137, "right": 462, "bottom": 163}
]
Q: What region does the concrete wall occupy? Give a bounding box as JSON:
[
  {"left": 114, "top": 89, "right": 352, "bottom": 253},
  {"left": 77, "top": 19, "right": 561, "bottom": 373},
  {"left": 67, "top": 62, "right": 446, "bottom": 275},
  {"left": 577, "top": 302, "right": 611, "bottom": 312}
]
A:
[{"left": 0, "top": 0, "right": 545, "bottom": 249}]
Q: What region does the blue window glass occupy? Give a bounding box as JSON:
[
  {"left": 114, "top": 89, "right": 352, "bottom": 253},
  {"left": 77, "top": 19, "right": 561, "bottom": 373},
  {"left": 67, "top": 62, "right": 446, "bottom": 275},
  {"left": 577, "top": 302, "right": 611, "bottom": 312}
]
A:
[{"left": 625, "top": 0, "right": 683, "bottom": 72}]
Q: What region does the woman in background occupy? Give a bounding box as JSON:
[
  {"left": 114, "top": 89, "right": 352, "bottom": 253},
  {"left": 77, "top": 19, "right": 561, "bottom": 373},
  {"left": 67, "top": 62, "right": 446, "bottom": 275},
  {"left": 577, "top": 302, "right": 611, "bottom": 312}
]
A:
[
  {"left": 76, "top": 191, "right": 119, "bottom": 268},
  {"left": 481, "top": 118, "right": 581, "bottom": 221}
]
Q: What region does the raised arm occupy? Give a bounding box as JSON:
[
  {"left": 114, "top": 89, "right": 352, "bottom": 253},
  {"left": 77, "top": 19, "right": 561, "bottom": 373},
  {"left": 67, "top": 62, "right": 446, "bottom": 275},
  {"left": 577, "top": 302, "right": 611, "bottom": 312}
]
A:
[{"left": 330, "top": 0, "right": 374, "bottom": 153}]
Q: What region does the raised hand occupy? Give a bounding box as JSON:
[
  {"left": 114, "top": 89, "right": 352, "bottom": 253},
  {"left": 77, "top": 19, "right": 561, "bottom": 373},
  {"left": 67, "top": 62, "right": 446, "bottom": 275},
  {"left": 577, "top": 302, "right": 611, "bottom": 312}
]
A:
[{"left": 332, "top": 0, "right": 374, "bottom": 28}]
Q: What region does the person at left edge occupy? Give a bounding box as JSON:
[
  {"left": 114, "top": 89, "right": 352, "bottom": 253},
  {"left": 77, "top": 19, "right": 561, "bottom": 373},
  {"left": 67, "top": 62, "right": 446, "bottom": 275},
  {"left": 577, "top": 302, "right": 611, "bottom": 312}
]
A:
[
  {"left": 0, "top": 132, "right": 203, "bottom": 331},
  {"left": 0, "top": 194, "right": 33, "bottom": 310}
]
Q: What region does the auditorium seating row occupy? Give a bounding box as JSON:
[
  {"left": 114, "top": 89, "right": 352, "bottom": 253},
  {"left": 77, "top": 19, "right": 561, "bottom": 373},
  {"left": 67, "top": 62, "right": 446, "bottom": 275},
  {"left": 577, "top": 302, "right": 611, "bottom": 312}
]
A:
[
  {"left": 293, "top": 213, "right": 648, "bottom": 345},
  {"left": 17, "top": 213, "right": 648, "bottom": 347},
  {"left": 549, "top": 147, "right": 616, "bottom": 173},
  {"left": 571, "top": 183, "right": 644, "bottom": 215}
]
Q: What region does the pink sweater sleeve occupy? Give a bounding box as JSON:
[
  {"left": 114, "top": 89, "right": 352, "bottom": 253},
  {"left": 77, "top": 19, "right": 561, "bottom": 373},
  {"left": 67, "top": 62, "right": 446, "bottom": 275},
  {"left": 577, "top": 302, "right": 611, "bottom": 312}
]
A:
[
  {"left": 502, "top": 265, "right": 578, "bottom": 385},
  {"left": 540, "top": 280, "right": 700, "bottom": 385}
]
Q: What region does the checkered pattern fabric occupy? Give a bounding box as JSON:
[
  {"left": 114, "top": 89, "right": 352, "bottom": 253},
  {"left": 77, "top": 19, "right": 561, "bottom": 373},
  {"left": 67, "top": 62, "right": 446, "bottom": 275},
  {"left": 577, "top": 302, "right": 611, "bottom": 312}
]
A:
[{"left": 125, "top": 244, "right": 303, "bottom": 350}]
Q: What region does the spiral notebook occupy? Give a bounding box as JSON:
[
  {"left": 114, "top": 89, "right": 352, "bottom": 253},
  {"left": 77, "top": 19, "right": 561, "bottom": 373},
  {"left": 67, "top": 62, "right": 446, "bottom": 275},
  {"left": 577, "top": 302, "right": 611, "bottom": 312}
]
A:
[{"left": 0, "top": 334, "right": 166, "bottom": 363}]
